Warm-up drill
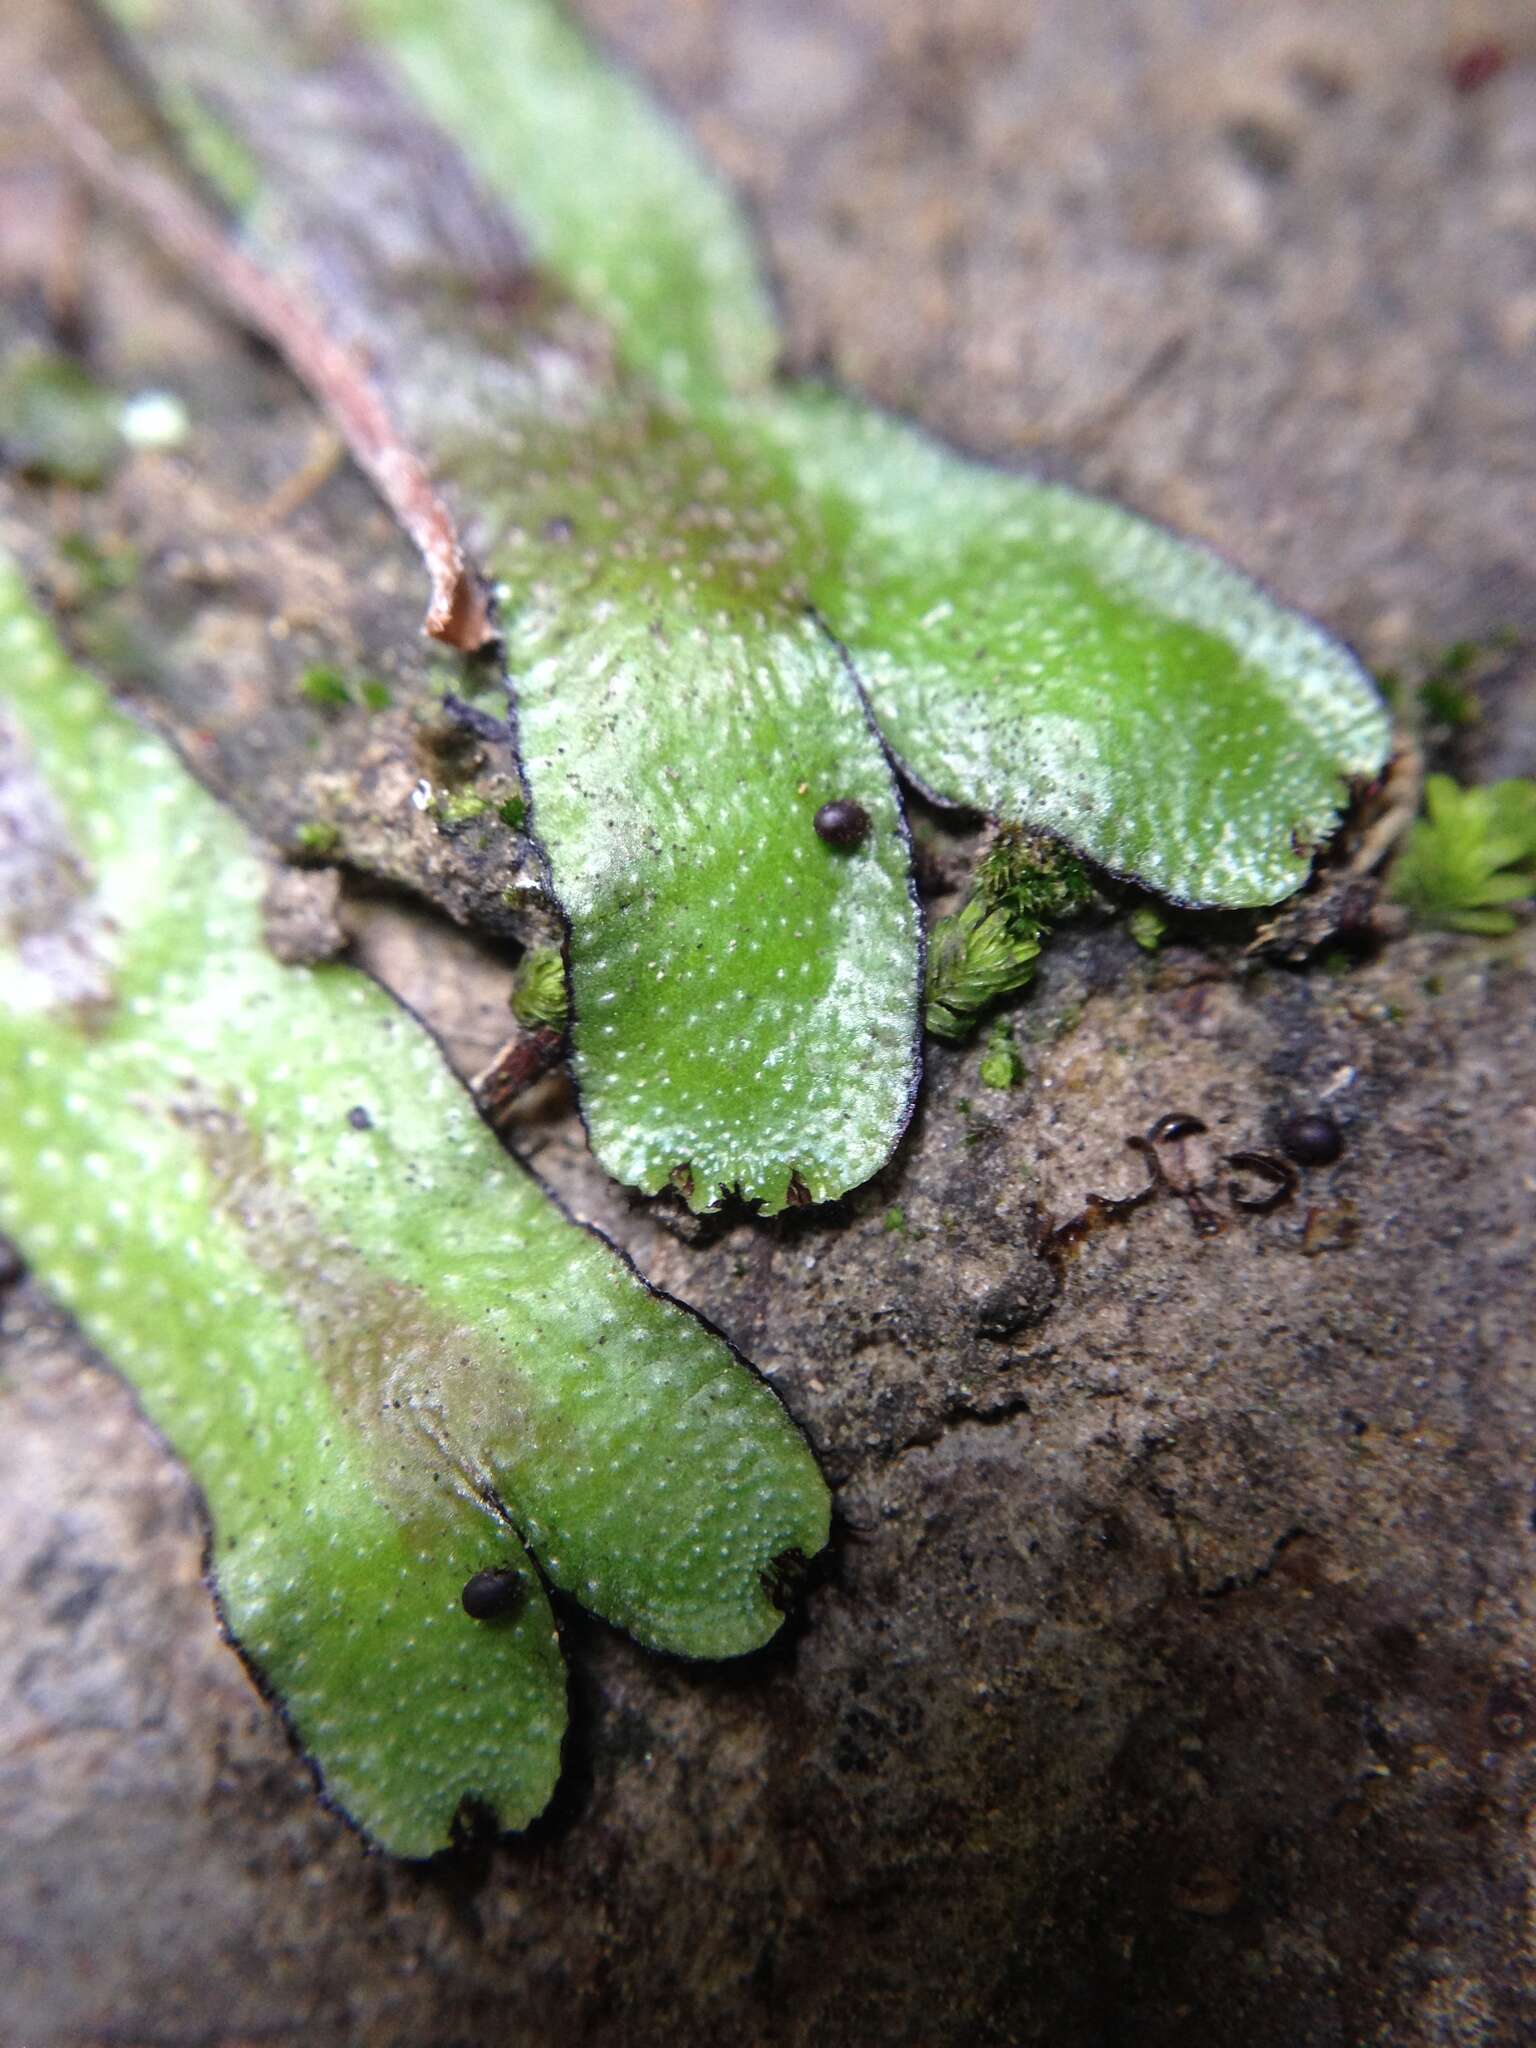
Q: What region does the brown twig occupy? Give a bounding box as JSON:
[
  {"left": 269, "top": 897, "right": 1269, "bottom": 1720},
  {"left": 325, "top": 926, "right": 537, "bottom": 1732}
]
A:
[
  {"left": 1040, "top": 1135, "right": 1164, "bottom": 1261},
  {"left": 471, "top": 1027, "right": 564, "bottom": 1130},
  {"left": 39, "top": 83, "right": 493, "bottom": 652}
]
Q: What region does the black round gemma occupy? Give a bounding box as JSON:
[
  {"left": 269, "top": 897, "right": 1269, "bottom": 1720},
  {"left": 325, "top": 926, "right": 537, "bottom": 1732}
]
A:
[
  {"left": 1278, "top": 1109, "right": 1344, "bottom": 1167},
  {"left": 813, "top": 798, "right": 870, "bottom": 848},
  {"left": 460, "top": 1566, "right": 524, "bottom": 1622}
]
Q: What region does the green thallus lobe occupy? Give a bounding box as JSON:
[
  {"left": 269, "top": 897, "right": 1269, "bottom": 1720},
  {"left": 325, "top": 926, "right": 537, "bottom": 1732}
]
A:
[
  {"left": 104, "top": 0, "right": 1390, "bottom": 1212},
  {"left": 0, "top": 555, "right": 829, "bottom": 1855}
]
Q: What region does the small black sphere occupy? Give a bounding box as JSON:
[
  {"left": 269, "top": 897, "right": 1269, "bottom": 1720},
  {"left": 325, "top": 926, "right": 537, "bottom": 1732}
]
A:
[
  {"left": 813, "top": 798, "right": 870, "bottom": 848},
  {"left": 461, "top": 1567, "right": 524, "bottom": 1621},
  {"left": 1278, "top": 1109, "right": 1344, "bottom": 1167}
]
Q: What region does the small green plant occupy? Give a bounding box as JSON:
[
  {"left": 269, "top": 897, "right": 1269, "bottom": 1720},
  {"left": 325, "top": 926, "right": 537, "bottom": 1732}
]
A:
[
  {"left": 57, "top": 532, "right": 139, "bottom": 596},
  {"left": 1416, "top": 632, "right": 1522, "bottom": 731},
  {"left": 925, "top": 829, "right": 1089, "bottom": 1040},
  {"left": 978, "top": 1019, "right": 1025, "bottom": 1090},
  {"left": 292, "top": 819, "right": 341, "bottom": 856},
  {"left": 298, "top": 663, "right": 354, "bottom": 708},
  {"left": 1127, "top": 905, "right": 1167, "bottom": 952},
  {"left": 1418, "top": 664, "right": 1478, "bottom": 732},
  {"left": 1390, "top": 775, "right": 1536, "bottom": 934},
  {"left": 0, "top": 345, "right": 124, "bottom": 486},
  {"left": 510, "top": 944, "right": 569, "bottom": 1029},
  {"left": 15, "top": 0, "right": 1410, "bottom": 1860},
  {"left": 431, "top": 788, "right": 491, "bottom": 829}
]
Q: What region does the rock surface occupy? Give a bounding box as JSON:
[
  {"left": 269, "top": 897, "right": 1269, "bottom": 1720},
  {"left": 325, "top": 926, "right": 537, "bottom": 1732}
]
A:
[{"left": 2, "top": 1, "right": 1534, "bottom": 2043}]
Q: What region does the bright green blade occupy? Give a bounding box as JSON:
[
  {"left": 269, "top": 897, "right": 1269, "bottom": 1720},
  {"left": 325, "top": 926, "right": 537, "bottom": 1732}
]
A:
[
  {"left": 765, "top": 387, "right": 1391, "bottom": 907},
  {"left": 0, "top": 556, "right": 829, "bottom": 1850},
  {"left": 350, "top": 0, "right": 778, "bottom": 403},
  {"left": 480, "top": 405, "right": 921, "bottom": 1212}
]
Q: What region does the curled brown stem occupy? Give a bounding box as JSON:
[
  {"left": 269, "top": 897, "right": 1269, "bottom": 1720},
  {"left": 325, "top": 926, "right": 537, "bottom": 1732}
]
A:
[{"left": 39, "top": 82, "right": 492, "bottom": 652}]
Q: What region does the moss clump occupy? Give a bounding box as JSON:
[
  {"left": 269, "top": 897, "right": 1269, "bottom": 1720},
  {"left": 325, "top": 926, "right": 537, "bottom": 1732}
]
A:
[
  {"left": 925, "top": 828, "right": 1090, "bottom": 1041},
  {"left": 299, "top": 665, "right": 354, "bottom": 708},
  {"left": 510, "top": 945, "right": 569, "bottom": 1029},
  {"left": 1416, "top": 633, "right": 1521, "bottom": 731},
  {"left": 56, "top": 533, "right": 139, "bottom": 598},
  {"left": 978, "top": 1019, "right": 1025, "bottom": 1089},
  {"left": 293, "top": 820, "right": 341, "bottom": 856},
  {"left": 300, "top": 666, "right": 394, "bottom": 711},
  {"left": 1390, "top": 775, "right": 1536, "bottom": 935},
  {"left": 0, "top": 347, "right": 124, "bottom": 487},
  {"left": 432, "top": 790, "right": 492, "bottom": 829}
]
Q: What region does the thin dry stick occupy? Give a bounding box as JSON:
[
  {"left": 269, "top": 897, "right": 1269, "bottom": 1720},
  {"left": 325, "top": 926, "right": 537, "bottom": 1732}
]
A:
[
  {"left": 40, "top": 83, "right": 493, "bottom": 652},
  {"left": 471, "top": 1026, "right": 565, "bottom": 1130}
]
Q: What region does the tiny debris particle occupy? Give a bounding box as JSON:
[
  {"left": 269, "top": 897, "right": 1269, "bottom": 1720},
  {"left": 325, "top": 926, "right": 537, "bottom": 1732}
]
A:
[
  {"left": 1447, "top": 42, "right": 1509, "bottom": 95},
  {"left": 260, "top": 863, "right": 345, "bottom": 963},
  {"left": 813, "top": 798, "right": 870, "bottom": 848},
  {"left": 1172, "top": 1867, "right": 1242, "bottom": 1917},
  {"left": 1301, "top": 1198, "right": 1359, "bottom": 1257},
  {"left": 461, "top": 1567, "right": 524, "bottom": 1621},
  {"left": 1225, "top": 1149, "right": 1299, "bottom": 1214},
  {"left": 1279, "top": 1109, "right": 1344, "bottom": 1166},
  {"left": 120, "top": 388, "right": 190, "bottom": 450}
]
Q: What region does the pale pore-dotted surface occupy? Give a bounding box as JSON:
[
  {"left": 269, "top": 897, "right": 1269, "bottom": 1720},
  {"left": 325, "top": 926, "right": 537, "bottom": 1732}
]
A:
[
  {"left": 768, "top": 389, "right": 1392, "bottom": 906},
  {"left": 0, "top": 561, "right": 828, "bottom": 1852},
  {"left": 119, "top": 0, "right": 1388, "bottom": 1213},
  {"left": 497, "top": 407, "right": 921, "bottom": 1212},
  {"left": 347, "top": 0, "right": 1390, "bottom": 911}
]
